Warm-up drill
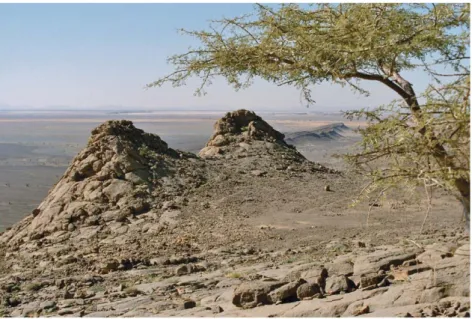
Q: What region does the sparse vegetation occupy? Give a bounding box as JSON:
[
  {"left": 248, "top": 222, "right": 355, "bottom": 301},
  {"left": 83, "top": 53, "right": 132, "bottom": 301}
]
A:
[
  {"left": 138, "top": 144, "right": 162, "bottom": 183},
  {"left": 150, "top": 3, "right": 470, "bottom": 226}
]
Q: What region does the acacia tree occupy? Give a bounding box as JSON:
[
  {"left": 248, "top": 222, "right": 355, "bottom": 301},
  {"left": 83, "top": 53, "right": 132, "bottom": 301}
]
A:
[{"left": 148, "top": 3, "right": 470, "bottom": 225}]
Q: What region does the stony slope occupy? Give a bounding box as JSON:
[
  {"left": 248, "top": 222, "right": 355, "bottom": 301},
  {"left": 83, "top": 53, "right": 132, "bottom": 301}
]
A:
[
  {"left": 199, "top": 109, "right": 332, "bottom": 173},
  {"left": 1, "top": 120, "right": 209, "bottom": 245},
  {"left": 0, "top": 110, "right": 469, "bottom": 317}
]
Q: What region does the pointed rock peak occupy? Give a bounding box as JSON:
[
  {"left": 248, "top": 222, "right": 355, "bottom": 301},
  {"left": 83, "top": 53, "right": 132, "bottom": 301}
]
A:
[
  {"left": 211, "top": 109, "right": 285, "bottom": 142},
  {"left": 199, "top": 109, "right": 290, "bottom": 158},
  {"left": 91, "top": 120, "right": 139, "bottom": 137},
  {"left": 67, "top": 120, "right": 177, "bottom": 183},
  {"left": 88, "top": 120, "right": 171, "bottom": 154}
]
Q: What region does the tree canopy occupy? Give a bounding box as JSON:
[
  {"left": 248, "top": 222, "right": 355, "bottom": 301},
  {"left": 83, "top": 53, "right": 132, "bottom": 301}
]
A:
[{"left": 149, "top": 3, "right": 470, "bottom": 225}]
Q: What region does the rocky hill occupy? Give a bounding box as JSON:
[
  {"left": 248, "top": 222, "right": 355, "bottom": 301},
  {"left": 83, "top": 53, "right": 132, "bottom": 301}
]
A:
[
  {"left": 0, "top": 120, "right": 210, "bottom": 247},
  {"left": 0, "top": 110, "right": 468, "bottom": 317}
]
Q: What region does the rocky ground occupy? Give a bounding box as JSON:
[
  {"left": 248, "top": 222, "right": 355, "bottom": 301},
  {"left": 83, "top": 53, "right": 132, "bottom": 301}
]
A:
[{"left": 0, "top": 109, "right": 469, "bottom": 317}]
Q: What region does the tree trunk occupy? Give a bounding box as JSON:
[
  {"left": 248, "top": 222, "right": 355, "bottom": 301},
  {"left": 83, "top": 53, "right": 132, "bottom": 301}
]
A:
[
  {"left": 382, "top": 71, "right": 470, "bottom": 231},
  {"left": 456, "top": 177, "right": 470, "bottom": 234}
]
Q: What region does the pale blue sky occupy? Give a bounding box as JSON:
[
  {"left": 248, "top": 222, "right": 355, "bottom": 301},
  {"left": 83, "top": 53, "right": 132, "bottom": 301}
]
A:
[{"left": 0, "top": 4, "right": 434, "bottom": 112}]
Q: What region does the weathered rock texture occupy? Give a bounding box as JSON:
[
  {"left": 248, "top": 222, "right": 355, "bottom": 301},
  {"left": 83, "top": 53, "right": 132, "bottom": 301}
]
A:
[
  {"left": 0, "top": 110, "right": 468, "bottom": 318},
  {"left": 0, "top": 120, "right": 215, "bottom": 276},
  {"left": 199, "top": 109, "right": 333, "bottom": 176}
]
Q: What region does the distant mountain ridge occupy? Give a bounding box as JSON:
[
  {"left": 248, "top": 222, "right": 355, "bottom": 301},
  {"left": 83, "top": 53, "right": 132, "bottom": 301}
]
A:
[{"left": 284, "top": 123, "right": 351, "bottom": 144}]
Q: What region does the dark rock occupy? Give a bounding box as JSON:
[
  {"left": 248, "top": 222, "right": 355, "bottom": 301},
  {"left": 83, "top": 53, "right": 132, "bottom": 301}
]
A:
[
  {"left": 32, "top": 209, "right": 40, "bottom": 217},
  {"left": 5, "top": 296, "right": 21, "bottom": 307},
  {"left": 180, "top": 300, "right": 196, "bottom": 310},
  {"left": 360, "top": 273, "right": 385, "bottom": 288},
  {"left": 64, "top": 290, "right": 75, "bottom": 299}
]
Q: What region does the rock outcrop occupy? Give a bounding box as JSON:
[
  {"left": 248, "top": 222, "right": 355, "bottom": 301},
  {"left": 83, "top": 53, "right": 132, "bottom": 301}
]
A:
[
  {"left": 199, "top": 109, "right": 333, "bottom": 175},
  {"left": 0, "top": 120, "right": 212, "bottom": 273},
  {"left": 201, "top": 110, "right": 285, "bottom": 152},
  {"left": 199, "top": 109, "right": 297, "bottom": 158}
]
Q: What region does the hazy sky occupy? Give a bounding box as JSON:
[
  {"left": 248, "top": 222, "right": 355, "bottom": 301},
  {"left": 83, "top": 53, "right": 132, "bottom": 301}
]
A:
[{"left": 1, "top": 4, "right": 433, "bottom": 112}]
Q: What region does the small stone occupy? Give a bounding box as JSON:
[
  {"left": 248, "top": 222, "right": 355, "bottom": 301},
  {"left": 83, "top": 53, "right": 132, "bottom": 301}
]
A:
[
  {"left": 175, "top": 264, "right": 194, "bottom": 276},
  {"left": 162, "top": 201, "right": 177, "bottom": 210},
  {"left": 251, "top": 170, "right": 267, "bottom": 177},
  {"left": 32, "top": 208, "right": 40, "bottom": 217},
  {"left": 212, "top": 305, "right": 224, "bottom": 313},
  {"left": 40, "top": 300, "right": 56, "bottom": 310},
  {"left": 67, "top": 223, "right": 76, "bottom": 231},
  {"left": 55, "top": 279, "right": 65, "bottom": 289},
  {"left": 64, "top": 290, "right": 75, "bottom": 299},
  {"left": 101, "top": 260, "right": 120, "bottom": 273},
  {"left": 324, "top": 185, "right": 331, "bottom": 191},
  {"left": 243, "top": 248, "right": 256, "bottom": 255},
  {"left": 181, "top": 300, "right": 196, "bottom": 309},
  {"left": 353, "top": 305, "right": 369, "bottom": 316},
  {"left": 6, "top": 296, "right": 21, "bottom": 307},
  {"left": 58, "top": 308, "right": 74, "bottom": 315}
]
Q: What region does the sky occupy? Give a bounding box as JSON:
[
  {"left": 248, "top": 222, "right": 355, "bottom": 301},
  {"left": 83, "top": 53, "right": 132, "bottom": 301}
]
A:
[{"left": 0, "top": 3, "right": 439, "bottom": 112}]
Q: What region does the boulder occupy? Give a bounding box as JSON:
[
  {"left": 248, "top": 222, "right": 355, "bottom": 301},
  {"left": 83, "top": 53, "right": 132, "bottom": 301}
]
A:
[
  {"left": 296, "top": 282, "right": 322, "bottom": 300},
  {"left": 175, "top": 264, "right": 194, "bottom": 276},
  {"left": 268, "top": 279, "right": 306, "bottom": 304},
  {"left": 232, "top": 281, "right": 286, "bottom": 309},
  {"left": 325, "top": 275, "right": 352, "bottom": 295},
  {"left": 300, "top": 266, "right": 328, "bottom": 282},
  {"left": 327, "top": 259, "right": 354, "bottom": 276}
]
